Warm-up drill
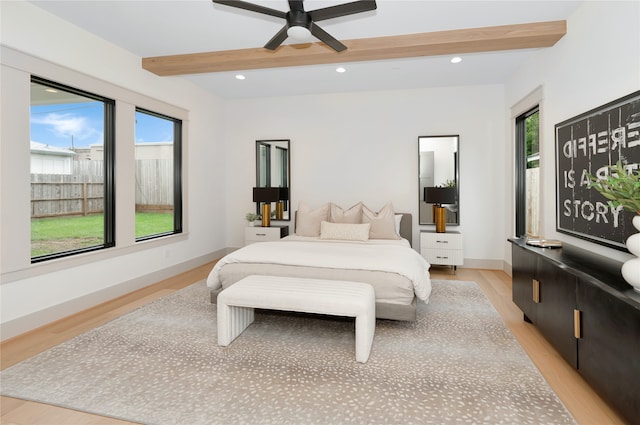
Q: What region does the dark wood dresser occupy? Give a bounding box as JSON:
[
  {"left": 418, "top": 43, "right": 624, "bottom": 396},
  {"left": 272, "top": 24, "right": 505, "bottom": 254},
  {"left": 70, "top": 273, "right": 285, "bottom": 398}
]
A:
[{"left": 509, "top": 238, "right": 640, "bottom": 425}]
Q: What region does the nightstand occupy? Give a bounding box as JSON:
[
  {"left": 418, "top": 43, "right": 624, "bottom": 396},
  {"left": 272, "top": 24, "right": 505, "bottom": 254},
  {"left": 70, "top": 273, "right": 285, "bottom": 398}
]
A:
[
  {"left": 420, "top": 231, "right": 463, "bottom": 271},
  {"left": 245, "top": 225, "right": 289, "bottom": 246}
]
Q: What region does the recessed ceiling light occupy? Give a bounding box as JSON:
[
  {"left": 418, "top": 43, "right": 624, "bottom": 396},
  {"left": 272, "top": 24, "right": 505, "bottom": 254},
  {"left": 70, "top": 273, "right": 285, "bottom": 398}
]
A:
[
  {"left": 45, "top": 88, "right": 58, "bottom": 93},
  {"left": 336, "top": 67, "right": 346, "bottom": 73},
  {"left": 235, "top": 74, "right": 245, "bottom": 80},
  {"left": 451, "top": 57, "right": 462, "bottom": 64}
]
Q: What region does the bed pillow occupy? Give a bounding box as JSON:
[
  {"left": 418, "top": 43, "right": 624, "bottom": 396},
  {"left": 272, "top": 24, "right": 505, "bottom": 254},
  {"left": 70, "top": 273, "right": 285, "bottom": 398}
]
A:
[
  {"left": 320, "top": 221, "right": 370, "bottom": 241},
  {"left": 362, "top": 202, "right": 401, "bottom": 240},
  {"left": 295, "top": 201, "right": 329, "bottom": 237},
  {"left": 395, "top": 214, "right": 403, "bottom": 235},
  {"left": 329, "top": 202, "right": 363, "bottom": 224}
]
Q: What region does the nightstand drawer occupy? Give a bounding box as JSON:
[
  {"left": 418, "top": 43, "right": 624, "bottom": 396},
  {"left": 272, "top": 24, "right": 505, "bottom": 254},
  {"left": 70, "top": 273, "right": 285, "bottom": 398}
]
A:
[
  {"left": 245, "top": 226, "right": 289, "bottom": 245},
  {"left": 422, "top": 248, "right": 464, "bottom": 266},
  {"left": 422, "top": 232, "right": 463, "bottom": 249}
]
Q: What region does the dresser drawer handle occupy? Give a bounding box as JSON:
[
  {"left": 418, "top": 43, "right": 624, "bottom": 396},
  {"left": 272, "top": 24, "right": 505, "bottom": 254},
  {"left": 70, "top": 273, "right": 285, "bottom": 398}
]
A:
[
  {"left": 256, "top": 233, "right": 267, "bottom": 236},
  {"left": 436, "top": 256, "right": 449, "bottom": 259},
  {"left": 436, "top": 240, "right": 448, "bottom": 244}
]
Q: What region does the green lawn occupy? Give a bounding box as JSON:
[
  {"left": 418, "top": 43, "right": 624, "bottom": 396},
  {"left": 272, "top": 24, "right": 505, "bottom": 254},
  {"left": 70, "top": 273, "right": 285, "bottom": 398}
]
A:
[{"left": 31, "top": 212, "right": 173, "bottom": 257}]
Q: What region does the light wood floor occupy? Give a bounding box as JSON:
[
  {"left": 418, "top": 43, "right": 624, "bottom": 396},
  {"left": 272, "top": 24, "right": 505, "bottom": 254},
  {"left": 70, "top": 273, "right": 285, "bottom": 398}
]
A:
[{"left": 0, "top": 263, "right": 626, "bottom": 425}]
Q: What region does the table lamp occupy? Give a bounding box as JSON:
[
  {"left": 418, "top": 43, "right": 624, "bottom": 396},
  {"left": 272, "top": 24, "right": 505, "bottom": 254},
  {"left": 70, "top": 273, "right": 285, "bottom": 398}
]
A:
[
  {"left": 253, "top": 187, "right": 281, "bottom": 227},
  {"left": 424, "top": 187, "right": 456, "bottom": 233}
]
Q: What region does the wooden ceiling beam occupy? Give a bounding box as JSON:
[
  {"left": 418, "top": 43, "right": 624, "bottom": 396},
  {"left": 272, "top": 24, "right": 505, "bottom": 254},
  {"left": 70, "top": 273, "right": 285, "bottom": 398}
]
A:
[{"left": 142, "top": 20, "right": 566, "bottom": 76}]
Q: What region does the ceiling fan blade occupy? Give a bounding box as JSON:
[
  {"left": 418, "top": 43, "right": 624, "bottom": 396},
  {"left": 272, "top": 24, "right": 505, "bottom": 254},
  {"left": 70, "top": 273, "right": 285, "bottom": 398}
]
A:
[
  {"left": 212, "top": 0, "right": 286, "bottom": 19},
  {"left": 310, "top": 0, "right": 377, "bottom": 22},
  {"left": 310, "top": 24, "right": 347, "bottom": 52},
  {"left": 264, "top": 25, "right": 289, "bottom": 50}
]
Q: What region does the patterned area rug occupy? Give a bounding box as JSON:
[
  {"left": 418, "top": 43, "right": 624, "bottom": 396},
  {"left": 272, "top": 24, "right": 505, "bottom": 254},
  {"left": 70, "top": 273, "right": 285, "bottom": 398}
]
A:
[{"left": 0, "top": 280, "right": 575, "bottom": 425}]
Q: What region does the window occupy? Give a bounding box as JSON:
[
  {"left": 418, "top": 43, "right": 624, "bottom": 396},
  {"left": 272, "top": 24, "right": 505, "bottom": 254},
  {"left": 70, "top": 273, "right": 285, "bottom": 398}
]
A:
[
  {"left": 134, "top": 108, "right": 182, "bottom": 241},
  {"left": 30, "top": 77, "right": 115, "bottom": 262},
  {"left": 515, "top": 106, "right": 540, "bottom": 238}
]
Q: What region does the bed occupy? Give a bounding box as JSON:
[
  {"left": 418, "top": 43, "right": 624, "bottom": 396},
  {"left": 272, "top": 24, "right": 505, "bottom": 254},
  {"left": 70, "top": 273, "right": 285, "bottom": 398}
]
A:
[{"left": 207, "top": 212, "right": 431, "bottom": 321}]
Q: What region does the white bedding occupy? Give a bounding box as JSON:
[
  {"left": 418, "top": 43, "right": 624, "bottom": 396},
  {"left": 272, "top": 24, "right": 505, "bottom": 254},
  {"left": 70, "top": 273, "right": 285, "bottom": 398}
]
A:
[{"left": 206, "top": 237, "right": 432, "bottom": 303}]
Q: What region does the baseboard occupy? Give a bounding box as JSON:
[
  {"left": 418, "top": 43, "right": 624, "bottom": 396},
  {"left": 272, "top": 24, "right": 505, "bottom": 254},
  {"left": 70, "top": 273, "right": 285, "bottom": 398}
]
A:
[
  {"left": 460, "top": 258, "right": 504, "bottom": 270},
  {"left": 0, "top": 249, "right": 226, "bottom": 342},
  {"left": 503, "top": 260, "right": 513, "bottom": 277}
]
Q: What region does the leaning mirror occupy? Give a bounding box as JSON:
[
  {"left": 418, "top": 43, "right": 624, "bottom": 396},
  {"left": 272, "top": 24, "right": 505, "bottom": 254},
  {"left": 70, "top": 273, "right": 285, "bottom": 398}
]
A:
[
  {"left": 419, "top": 135, "right": 459, "bottom": 225},
  {"left": 256, "top": 139, "right": 290, "bottom": 221}
]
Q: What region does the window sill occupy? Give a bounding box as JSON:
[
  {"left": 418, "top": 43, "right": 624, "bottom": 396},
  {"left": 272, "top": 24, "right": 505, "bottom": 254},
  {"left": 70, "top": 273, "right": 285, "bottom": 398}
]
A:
[{"left": 1, "top": 232, "right": 188, "bottom": 284}]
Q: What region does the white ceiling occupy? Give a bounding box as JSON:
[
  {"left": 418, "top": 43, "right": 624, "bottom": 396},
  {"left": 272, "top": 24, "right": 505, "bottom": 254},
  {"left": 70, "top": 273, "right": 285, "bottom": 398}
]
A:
[{"left": 29, "top": 0, "right": 583, "bottom": 99}]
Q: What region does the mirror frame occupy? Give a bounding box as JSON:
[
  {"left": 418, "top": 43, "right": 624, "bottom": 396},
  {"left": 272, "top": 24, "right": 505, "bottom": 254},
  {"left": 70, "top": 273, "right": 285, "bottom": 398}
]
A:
[
  {"left": 256, "top": 139, "right": 290, "bottom": 221},
  {"left": 418, "top": 135, "right": 460, "bottom": 226}
]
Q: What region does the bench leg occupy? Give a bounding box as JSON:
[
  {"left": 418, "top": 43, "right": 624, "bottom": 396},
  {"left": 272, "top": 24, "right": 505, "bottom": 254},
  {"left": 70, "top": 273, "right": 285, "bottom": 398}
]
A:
[
  {"left": 217, "top": 302, "right": 254, "bottom": 346},
  {"left": 354, "top": 313, "right": 375, "bottom": 363}
]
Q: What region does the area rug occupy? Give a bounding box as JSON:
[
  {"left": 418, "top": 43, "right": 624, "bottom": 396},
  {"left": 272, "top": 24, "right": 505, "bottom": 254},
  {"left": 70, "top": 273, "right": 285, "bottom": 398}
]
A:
[{"left": 0, "top": 280, "right": 575, "bottom": 425}]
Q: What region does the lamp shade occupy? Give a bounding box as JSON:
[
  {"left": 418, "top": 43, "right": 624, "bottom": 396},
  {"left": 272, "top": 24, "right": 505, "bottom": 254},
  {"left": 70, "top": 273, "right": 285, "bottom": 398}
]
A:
[
  {"left": 278, "top": 187, "right": 289, "bottom": 201},
  {"left": 424, "top": 187, "right": 456, "bottom": 206},
  {"left": 253, "top": 187, "right": 281, "bottom": 203}
]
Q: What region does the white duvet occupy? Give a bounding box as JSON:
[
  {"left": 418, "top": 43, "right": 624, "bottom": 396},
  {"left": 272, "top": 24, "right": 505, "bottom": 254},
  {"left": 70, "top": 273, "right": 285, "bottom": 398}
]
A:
[{"left": 206, "top": 239, "right": 432, "bottom": 302}]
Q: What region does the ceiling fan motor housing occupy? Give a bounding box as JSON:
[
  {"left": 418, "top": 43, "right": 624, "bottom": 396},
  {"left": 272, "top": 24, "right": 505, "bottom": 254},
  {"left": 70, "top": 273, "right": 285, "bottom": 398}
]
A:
[{"left": 287, "top": 10, "right": 313, "bottom": 39}]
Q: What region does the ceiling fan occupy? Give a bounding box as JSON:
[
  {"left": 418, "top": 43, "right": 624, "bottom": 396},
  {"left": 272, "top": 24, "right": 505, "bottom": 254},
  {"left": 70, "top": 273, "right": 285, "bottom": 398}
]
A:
[{"left": 211, "top": 0, "right": 377, "bottom": 52}]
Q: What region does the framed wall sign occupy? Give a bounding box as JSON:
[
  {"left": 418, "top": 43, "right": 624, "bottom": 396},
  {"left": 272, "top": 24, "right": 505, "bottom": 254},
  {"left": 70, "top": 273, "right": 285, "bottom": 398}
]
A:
[{"left": 555, "top": 90, "right": 640, "bottom": 251}]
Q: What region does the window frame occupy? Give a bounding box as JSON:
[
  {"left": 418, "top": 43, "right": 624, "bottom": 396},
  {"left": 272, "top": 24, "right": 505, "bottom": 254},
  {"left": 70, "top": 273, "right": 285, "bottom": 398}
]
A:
[
  {"left": 30, "top": 76, "right": 116, "bottom": 263},
  {"left": 134, "top": 107, "right": 183, "bottom": 242},
  {"left": 515, "top": 105, "right": 540, "bottom": 238}
]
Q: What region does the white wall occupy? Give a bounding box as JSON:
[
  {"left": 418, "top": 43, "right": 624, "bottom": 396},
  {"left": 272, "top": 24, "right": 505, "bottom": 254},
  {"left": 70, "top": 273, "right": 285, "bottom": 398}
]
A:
[
  {"left": 222, "top": 86, "right": 507, "bottom": 268},
  {"left": 0, "top": 1, "right": 226, "bottom": 340},
  {"left": 504, "top": 0, "right": 640, "bottom": 264}
]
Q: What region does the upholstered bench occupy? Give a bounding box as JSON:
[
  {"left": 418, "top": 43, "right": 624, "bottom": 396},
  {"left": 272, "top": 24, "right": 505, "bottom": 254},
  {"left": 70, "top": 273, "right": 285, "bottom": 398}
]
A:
[{"left": 217, "top": 275, "right": 376, "bottom": 363}]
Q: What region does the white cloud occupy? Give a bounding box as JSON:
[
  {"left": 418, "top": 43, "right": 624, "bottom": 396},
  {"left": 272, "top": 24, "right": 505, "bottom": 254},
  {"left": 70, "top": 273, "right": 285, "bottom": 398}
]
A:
[{"left": 32, "top": 113, "right": 100, "bottom": 142}]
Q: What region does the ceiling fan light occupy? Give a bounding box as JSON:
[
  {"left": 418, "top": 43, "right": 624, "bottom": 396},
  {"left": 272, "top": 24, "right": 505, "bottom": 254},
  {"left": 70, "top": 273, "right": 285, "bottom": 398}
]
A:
[{"left": 287, "top": 25, "right": 311, "bottom": 41}]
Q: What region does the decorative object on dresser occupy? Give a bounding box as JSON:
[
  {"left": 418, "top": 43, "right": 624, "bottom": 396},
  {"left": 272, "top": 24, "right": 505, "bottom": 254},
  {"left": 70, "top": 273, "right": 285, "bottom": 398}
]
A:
[
  {"left": 623, "top": 215, "right": 640, "bottom": 292},
  {"left": 509, "top": 238, "right": 640, "bottom": 424},
  {"left": 424, "top": 187, "right": 456, "bottom": 233},
  {"left": 420, "top": 230, "right": 463, "bottom": 271},
  {"left": 588, "top": 160, "right": 640, "bottom": 292},
  {"left": 555, "top": 90, "right": 639, "bottom": 251},
  {"left": 245, "top": 225, "right": 289, "bottom": 246}
]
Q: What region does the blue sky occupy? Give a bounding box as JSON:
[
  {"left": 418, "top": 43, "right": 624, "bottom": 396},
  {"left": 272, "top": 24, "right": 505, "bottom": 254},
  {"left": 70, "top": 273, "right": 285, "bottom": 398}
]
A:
[{"left": 31, "top": 103, "right": 174, "bottom": 149}]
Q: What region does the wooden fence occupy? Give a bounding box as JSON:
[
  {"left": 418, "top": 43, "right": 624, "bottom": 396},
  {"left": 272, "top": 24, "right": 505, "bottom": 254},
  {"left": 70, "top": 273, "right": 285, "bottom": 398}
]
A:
[
  {"left": 31, "top": 160, "right": 173, "bottom": 218},
  {"left": 135, "top": 159, "right": 173, "bottom": 212},
  {"left": 526, "top": 167, "right": 540, "bottom": 237}
]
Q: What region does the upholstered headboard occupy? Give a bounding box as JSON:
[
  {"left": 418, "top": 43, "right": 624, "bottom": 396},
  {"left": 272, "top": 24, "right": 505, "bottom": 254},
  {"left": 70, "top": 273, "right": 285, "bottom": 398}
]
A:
[
  {"left": 398, "top": 213, "right": 412, "bottom": 247},
  {"left": 293, "top": 212, "right": 413, "bottom": 247}
]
